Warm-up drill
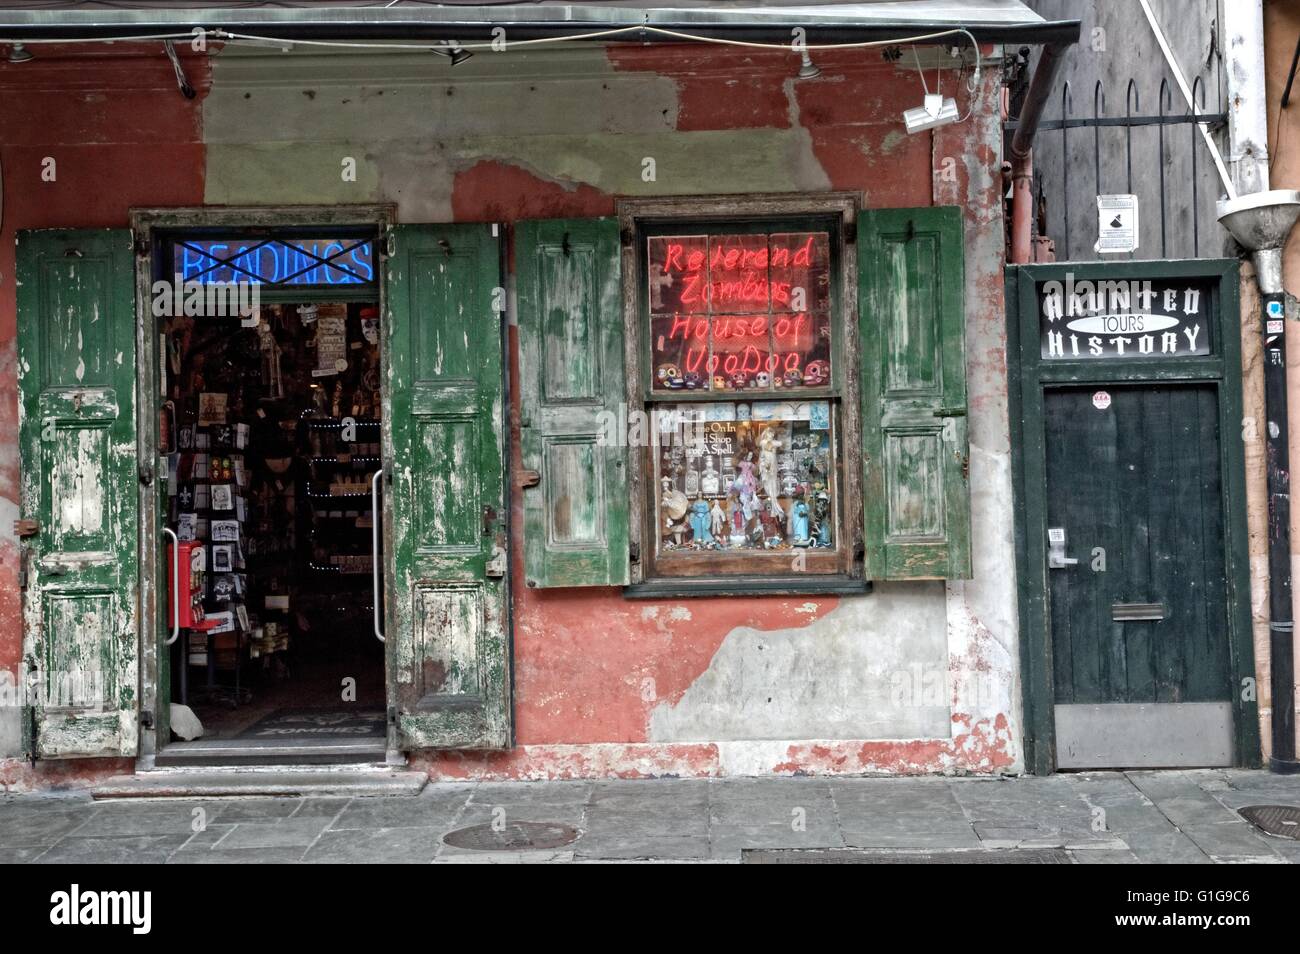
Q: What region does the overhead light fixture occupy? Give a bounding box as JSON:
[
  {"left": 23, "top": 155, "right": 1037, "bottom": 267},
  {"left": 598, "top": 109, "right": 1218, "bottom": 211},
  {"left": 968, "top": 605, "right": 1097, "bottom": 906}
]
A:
[
  {"left": 431, "top": 40, "right": 472, "bottom": 66},
  {"left": 903, "top": 93, "right": 959, "bottom": 133},
  {"left": 902, "top": 46, "right": 959, "bottom": 134},
  {"left": 8, "top": 43, "right": 33, "bottom": 64},
  {"left": 798, "top": 49, "right": 820, "bottom": 79}
]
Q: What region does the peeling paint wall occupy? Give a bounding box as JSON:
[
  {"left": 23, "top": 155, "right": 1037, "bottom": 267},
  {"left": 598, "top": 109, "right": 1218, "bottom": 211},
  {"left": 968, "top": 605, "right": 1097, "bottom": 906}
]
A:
[{"left": 0, "top": 40, "right": 1017, "bottom": 783}]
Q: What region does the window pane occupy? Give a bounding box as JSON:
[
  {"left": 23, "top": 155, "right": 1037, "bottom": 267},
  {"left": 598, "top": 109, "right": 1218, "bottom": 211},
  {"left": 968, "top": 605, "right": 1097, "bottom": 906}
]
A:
[
  {"left": 769, "top": 232, "right": 831, "bottom": 315},
  {"left": 711, "top": 315, "right": 772, "bottom": 391},
  {"left": 650, "top": 313, "right": 711, "bottom": 391},
  {"left": 655, "top": 401, "right": 837, "bottom": 555},
  {"left": 648, "top": 235, "right": 710, "bottom": 315},
  {"left": 705, "top": 233, "right": 770, "bottom": 314},
  {"left": 773, "top": 311, "right": 832, "bottom": 388}
]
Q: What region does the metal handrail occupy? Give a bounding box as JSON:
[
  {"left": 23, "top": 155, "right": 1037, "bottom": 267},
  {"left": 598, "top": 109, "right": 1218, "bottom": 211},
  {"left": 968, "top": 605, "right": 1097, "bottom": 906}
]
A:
[
  {"left": 372, "top": 469, "right": 384, "bottom": 642},
  {"left": 162, "top": 527, "right": 180, "bottom": 646}
]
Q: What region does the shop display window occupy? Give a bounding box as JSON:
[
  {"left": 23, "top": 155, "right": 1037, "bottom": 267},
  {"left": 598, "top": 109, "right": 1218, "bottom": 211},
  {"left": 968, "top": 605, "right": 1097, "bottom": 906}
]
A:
[{"left": 636, "top": 213, "right": 851, "bottom": 581}]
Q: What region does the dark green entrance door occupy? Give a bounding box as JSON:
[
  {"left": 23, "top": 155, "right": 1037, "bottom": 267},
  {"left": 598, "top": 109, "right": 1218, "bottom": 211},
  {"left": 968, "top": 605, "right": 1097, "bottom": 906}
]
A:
[{"left": 1045, "top": 384, "right": 1234, "bottom": 767}]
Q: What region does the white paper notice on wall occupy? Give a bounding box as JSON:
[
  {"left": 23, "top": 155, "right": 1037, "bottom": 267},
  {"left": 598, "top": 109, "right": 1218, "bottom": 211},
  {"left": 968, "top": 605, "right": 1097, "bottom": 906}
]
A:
[{"left": 1096, "top": 194, "right": 1139, "bottom": 254}]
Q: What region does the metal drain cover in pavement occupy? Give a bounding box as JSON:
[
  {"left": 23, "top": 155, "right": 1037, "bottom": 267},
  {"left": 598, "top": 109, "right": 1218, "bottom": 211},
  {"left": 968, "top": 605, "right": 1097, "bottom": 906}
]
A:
[
  {"left": 443, "top": 821, "right": 580, "bottom": 851},
  {"left": 743, "top": 849, "right": 1071, "bottom": 864},
  {"left": 1239, "top": 805, "right": 1300, "bottom": 840}
]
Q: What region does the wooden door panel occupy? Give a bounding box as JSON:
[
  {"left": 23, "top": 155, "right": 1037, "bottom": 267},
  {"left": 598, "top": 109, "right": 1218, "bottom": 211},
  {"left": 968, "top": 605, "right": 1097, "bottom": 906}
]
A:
[
  {"left": 18, "top": 230, "right": 139, "bottom": 759},
  {"left": 386, "top": 224, "right": 510, "bottom": 750}
]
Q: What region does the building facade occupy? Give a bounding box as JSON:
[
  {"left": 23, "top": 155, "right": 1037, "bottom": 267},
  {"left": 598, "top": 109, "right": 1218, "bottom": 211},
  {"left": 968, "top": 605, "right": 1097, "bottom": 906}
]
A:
[{"left": 7, "top": 3, "right": 1268, "bottom": 791}]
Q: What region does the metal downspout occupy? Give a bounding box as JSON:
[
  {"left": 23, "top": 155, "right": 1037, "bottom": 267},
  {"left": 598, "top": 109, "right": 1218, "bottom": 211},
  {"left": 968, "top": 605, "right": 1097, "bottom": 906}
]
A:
[{"left": 1009, "top": 41, "right": 1069, "bottom": 264}]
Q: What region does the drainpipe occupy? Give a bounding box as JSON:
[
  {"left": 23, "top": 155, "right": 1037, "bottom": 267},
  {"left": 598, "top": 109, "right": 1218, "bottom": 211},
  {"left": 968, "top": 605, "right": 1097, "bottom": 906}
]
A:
[
  {"left": 1219, "top": 191, "right": 1300, "bottom": 774},
  {"left": 1213, "top": 0, "right": 1300, "bottom": 773},
  {"left": 1009, "top": 41, "right": 1068, "bottom": 264}
]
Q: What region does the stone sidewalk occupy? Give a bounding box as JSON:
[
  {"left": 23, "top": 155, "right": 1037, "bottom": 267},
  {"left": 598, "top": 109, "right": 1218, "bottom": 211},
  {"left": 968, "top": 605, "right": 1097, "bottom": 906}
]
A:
[{"left": 2, "top": 769, "right": 1298, "bottom": 863}]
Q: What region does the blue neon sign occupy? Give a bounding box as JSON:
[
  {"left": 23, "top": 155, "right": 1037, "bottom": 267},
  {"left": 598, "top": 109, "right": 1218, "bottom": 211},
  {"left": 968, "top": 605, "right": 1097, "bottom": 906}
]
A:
[{"left": 175, "top": 237, "right": 375, "bottom": 286}]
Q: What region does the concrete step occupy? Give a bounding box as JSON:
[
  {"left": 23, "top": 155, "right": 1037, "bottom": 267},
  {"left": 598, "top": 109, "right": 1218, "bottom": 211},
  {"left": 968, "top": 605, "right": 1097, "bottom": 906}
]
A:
[
  {"left": 90, "top": 766, "right": 428, "bottom": 800},
  {"left": 155, "top": 737, "right": 387, "bottom": 768}
]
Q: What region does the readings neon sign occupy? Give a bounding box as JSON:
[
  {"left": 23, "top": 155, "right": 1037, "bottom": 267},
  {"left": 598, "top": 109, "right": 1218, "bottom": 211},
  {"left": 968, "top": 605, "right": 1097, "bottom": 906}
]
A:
[{"left": 176, "top": 238, "right": 375, "bottom": 286}]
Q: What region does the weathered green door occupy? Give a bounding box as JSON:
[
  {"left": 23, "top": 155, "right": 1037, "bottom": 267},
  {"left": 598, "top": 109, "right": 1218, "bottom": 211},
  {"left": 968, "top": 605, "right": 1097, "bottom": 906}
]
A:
[
  {"left": 17, "top": 229, "right": 139, "bottom": 758},
  {"left": 384, "top": 224, "right": 510, "bottom": 749},
  {"left": 1046, "top": 384, "right": 1234, "bottom": 767}
]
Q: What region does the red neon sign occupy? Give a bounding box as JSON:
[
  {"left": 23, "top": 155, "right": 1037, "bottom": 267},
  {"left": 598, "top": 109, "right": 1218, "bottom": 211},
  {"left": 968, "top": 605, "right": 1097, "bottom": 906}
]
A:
[{"left": 649, "top": 232, "right": 831, "bottom": 391}]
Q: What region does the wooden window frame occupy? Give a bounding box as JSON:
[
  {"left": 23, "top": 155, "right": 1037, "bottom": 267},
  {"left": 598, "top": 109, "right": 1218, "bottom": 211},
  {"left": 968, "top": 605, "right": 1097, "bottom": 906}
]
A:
[{"left": 617, "top": 193, "right": 866, "bottom": 596}]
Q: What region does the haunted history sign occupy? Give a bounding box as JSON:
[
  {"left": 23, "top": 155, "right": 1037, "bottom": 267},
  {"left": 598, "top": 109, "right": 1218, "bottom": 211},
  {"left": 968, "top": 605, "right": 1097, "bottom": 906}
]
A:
[{"left": 1039, "top": 276, "right": 1213, "bottom": 360}]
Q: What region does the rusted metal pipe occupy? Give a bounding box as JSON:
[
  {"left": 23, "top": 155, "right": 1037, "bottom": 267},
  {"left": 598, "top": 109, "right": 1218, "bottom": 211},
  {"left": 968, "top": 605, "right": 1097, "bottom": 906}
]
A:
[{"left": 1010, "top": 41, "right": 1069, "bottom": 264}]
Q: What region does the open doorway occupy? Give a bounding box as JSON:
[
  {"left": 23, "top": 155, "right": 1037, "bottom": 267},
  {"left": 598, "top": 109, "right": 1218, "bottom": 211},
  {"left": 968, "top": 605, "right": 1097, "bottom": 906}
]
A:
[{"left": 154, "top": 229, "right": 387, "bottom": 764}]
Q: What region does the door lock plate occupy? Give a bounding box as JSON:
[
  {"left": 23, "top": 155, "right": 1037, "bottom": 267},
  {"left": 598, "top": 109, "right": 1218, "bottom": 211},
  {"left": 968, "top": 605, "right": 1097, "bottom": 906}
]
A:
[{"left": 1047, "top": 527, "right": 1078, "bottom": 569}]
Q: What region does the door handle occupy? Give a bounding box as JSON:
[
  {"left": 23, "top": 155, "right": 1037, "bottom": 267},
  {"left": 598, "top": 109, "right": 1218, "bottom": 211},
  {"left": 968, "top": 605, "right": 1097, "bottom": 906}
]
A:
[
  {"left": 1047, "top": 527, "right": 1078, "bottom": 569},
  {"left": 371, "top": 469, "right": 384, "bottom": 643},
  {"left": 162, "top": 527, "right": 180, "bottom": 646}
]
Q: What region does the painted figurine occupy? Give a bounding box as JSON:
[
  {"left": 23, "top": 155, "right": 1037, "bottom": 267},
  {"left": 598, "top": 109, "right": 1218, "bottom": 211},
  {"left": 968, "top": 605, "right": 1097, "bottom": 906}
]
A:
[
  {"left": 729, "top": 499, "right": 747, "bottom": 547},
  {"left": 813, "top": 490, "right": 832, "bottom": 546},
  {"left": 661, "top": 474, "right": 690, "bottom": 547},
  {"left": 701, "top": 457, "right": 720, "bottom": 496},
  {"left": 689, "top": 499, "right": 714, "bottom": 546},
  {"left": 709, "top": 499, "right": 726, "bottom": 541},
  {"left": 758, "top": 428, "right": 782, "bottom": 510},
  {"left": 790, "top": 500, "right": 810, "bottom": 545}
]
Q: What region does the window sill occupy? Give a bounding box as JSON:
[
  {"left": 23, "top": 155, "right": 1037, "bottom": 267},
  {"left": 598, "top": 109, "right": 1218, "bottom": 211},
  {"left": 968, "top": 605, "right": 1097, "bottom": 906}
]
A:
[{"left": 622, "top": 575, "right": 870, "bottom": 599}]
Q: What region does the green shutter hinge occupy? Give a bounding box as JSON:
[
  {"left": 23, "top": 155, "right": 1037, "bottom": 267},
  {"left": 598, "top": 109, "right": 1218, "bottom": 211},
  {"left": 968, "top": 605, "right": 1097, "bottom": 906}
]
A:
[{"left": 932, "top": 408, "right": 966, "bottom": 417}]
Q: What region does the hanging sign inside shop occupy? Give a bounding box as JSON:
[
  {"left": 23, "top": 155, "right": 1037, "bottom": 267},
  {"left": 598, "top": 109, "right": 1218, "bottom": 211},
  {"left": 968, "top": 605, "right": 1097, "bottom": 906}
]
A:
[
  {"left": 174, "top": 238, "right": 375, "bottom": 286},
  {"left": 1039, "top": 276, "right": 1212, "bottom": 360}
]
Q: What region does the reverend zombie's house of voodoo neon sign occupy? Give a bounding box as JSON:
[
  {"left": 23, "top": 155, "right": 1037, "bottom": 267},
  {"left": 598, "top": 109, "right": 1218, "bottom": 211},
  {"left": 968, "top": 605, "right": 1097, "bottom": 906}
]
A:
[{"left": 649, "top": 232, "right": 832, "bottom": 390}]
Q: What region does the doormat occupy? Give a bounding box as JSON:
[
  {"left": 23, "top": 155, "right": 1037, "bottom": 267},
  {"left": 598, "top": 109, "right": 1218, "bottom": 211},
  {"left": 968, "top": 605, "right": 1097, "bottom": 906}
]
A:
[
  {"left": 443, "top": 822, "right": 580, "bottom": 851},
  {"left": 1239, "top": 805, "right": 1300, "bottom": 840},
  {"left": 235, "top": 708, "right": 386, "bottom": 742},
  {"left": 742, "top": 848, "right": 1071, "bottom": 864}
]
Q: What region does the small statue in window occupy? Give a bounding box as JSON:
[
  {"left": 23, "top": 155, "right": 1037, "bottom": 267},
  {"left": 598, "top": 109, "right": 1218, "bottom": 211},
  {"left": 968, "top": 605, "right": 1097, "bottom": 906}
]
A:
[
  {"left": 709, "top": 499, "right": 727, "bottom": 542},
  {"left": 689, "top": 499, "right": 714, "bottom": 547},
  {"left": 790, "top": 500, "right": 811, "bottom": 545},
  {"left": 758, "top": 427, "right": 782, "bottom": 510}
]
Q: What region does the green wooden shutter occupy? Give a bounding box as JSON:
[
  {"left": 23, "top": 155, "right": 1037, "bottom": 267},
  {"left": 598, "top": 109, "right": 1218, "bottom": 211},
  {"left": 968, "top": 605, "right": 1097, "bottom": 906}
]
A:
[
  {"left": 859, "top": 207, "right": 971, "bottom": 580},
  {"left": 17, "top": 229, "right": 140, "bottom": 757},
  {"left": 385, "top": 224, "right": 511, "bottom": 749},
  {"left": 517, "top": 218, "right": 629, "bottom": 587}
]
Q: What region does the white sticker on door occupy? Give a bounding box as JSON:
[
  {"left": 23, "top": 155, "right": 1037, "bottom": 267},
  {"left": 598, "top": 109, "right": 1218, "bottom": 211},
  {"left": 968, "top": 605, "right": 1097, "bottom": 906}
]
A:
[{"left": 1092, "top": 390, "right": 1111, "bottom": 410}]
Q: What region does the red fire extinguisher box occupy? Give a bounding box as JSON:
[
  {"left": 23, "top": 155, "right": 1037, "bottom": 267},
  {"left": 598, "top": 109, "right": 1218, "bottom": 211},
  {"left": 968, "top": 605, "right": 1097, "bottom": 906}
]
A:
[{"left": 167, "top": 540, "right": 214, "bottom": 630}]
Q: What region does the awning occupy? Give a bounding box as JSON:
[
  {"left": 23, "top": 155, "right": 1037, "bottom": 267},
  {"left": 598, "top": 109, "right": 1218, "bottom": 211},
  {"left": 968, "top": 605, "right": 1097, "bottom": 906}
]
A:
[{"left": 0, "top": 1, "right": 1079, "bottom": 46}]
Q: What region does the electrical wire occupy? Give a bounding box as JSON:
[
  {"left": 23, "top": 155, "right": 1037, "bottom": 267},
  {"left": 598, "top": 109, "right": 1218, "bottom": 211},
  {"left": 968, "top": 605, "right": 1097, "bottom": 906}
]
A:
[
  {"left": 0, "top": 23, "right": 981, "bottom": 55},
  {"left": 0, "top": 20, "right": 984, "bottom": 113}
]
